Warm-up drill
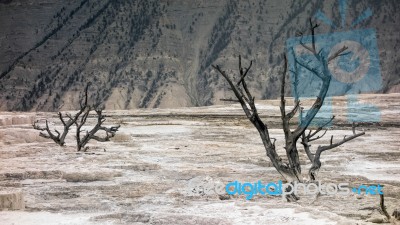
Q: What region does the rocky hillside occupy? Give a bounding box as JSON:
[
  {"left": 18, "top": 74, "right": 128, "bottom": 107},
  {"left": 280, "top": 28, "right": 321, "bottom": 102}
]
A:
[{"left": 0, "top": 0, "right": 399, "bottom": 111}]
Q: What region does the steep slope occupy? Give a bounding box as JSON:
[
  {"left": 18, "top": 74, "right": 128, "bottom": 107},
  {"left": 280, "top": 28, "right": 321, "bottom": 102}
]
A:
[{"left": 0, "top": 0, "right": 399, "bottom": 111}]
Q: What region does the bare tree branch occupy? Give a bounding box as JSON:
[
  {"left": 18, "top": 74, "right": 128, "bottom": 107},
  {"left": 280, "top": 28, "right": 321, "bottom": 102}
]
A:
[
  {"left": 291, "top": 19, "right": 333, "bottom": 142},
  {"left": 328, "top": 46, "right": 349, "bottom": 62},
  {"left": 237, "top": 55, "right": 253, "bottom": 85},
  {"left": 309, "top": 18, "right": 319, "bottom": 54},
  {"left": 220, "top": 98, "right": 240, "bottom": 103},
  {"left": 305, "top": 116, "right": 335, "bottom": 142},
  {"left": 308, "top": 123, "right": 365, "bottom": 179},
  {"left": 286, "top": 100, "right": 300, "bottom": 120},
  {"left": 380, "top": 192, "right": 391, "bottom": 220}
]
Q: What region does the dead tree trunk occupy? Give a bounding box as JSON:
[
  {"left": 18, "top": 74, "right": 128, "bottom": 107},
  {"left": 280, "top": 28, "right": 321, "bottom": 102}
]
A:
[{"left": 212, "top": 19, "right": 365, "bottom": 184}]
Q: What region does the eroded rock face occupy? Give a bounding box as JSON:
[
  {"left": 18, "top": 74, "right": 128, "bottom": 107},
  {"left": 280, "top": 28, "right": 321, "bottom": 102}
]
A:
[
  {"left": 0, "top": 0, "right": 399, "bottom": 111},
  {"left": 0, "top": 191, "right": 24, "bottom": 210}
]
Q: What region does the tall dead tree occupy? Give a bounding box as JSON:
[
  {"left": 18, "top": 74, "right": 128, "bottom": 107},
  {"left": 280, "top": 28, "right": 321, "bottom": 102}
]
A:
[
  {"left": 33, "top": 85, "right": 120, "bottom": 151},
  {"left": 212, "top": 19, "right": 365, "bottom": 182}
]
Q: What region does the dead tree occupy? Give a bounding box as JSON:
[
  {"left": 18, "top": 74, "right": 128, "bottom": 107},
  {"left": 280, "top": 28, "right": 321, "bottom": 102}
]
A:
[
  {"left": 212, "top": 19, "right": 365, "bottom": 183},
  {"left": 33, "top": 85, "right": 90, "bottom": 146},
  {"left": 33, "top": 85, "right": 120, "bottom": 151}
]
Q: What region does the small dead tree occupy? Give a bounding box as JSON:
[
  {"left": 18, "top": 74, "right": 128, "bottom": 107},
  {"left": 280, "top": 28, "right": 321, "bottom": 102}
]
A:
[
  {"left": 33, "top": 86, "right": 90, "bottom": 146},
  {"left": 212, "top": 19, "right": 365, "bottom": 183},
  {"left": 33, "top": 85, "right": 120, "bottom": 151}
]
